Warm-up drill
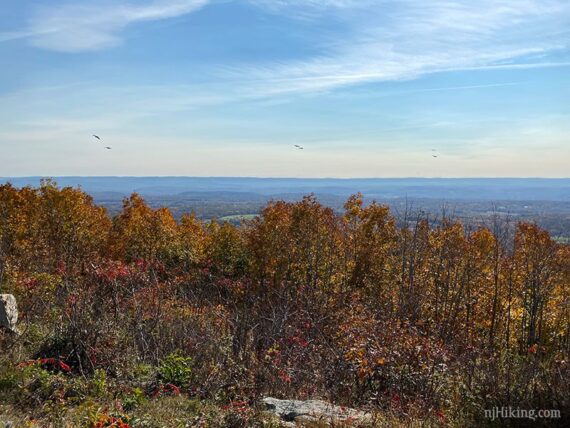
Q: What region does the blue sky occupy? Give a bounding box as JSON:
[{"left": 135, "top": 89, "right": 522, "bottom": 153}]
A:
[{"left": 0, "top": 0, "right": 569, "bottom": 177}]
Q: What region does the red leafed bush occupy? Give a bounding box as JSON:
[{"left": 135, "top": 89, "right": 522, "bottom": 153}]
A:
[
  {"left": 18, "top": 358, "right": 72, "bottom": 373},
  {"left": 92, "top": 414, "right": 131, "bottom": 428}
]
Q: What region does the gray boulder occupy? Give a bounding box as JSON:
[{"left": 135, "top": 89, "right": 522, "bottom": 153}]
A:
[
  {"left": 262, "top": 397, "right": 373, "bottom": 426},
  {"left": 0, "top": 294, "right": 18, "bottom": 334}
]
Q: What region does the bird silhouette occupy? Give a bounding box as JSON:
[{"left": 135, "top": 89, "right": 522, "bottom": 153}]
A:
[
  {"left": 294, "top": 145, "right": 304, "bottom": 150},
  {"left": 92, "top": 135, "right": 101, "bottom": 140},
  {"left": 105, "top": 146, "right": 112, "bottom": 150},
  {"left": 432, "top": 155, "right": 438, "bottom": 158}
]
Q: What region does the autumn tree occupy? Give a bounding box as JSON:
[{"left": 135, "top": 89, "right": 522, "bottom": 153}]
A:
[
  {"left": 37, "top": 180, "right": 111, "bottom": 272},
  {"left": 0, "top": 183, "right": 29, "bottom": 285},
  {"left": 108, "top": 193, "right": 179, "bottom": 264},
  {"left": 178, "top": 212, "right": 208, "bottom": 271},
  {"left": 0, "top": 181, "right": 110, "bottom": 279},
  {"left": 343, "top": 194, "right": 398, "bottom": 309},
  {"left": 206, "top": 220, "right": 248, "bottom": 278},
  {"left": 395, "top": 212, "right": 431, "bottom": 323},
  {"left": 512, "top": 223, "right": 563, "bottom": 349}
]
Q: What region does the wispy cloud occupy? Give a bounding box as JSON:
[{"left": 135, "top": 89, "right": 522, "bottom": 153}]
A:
[
  {"left": 396, "top": 82, "right": 522, "bottom": 94},
  {"left": 3, "top": 0, "right": 569, "bottom": 96},
  {"left": 235, "top": 0, "right": 570, "bottom": 94},
  {"left": 0, "top": 30, "right": 47, "bottom": 43},
  {"left": 1, "top": 0, "right": 569, "bottom": 99},
  {"left": 6, "top": 0, "right": 210, "bottom": 52}
]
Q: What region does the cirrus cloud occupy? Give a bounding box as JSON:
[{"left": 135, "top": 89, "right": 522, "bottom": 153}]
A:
[{"left": 20, "top": 0, "right": 210, "bottom": 53}]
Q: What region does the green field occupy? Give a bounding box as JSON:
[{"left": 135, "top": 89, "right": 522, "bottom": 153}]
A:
[{"left": 218, "top": 214, "right": 258, "bottom": 223}]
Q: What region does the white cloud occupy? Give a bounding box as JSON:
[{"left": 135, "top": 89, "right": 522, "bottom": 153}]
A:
[
  {"left": 1, "top": 0, "right": 568, "bottom": 95},
  {"left": 15, "top": 0, "right": 210, "bottom": 52},
  {"left": 237, "top": 0, "right": 570, "bottom": 94}
]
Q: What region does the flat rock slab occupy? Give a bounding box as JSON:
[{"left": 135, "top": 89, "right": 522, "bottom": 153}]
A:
[
  {"left": 262, "top": 397, "right": 372, "bottom": 426},
  {"left": 0, "top": 294, "right": 18, "bottom": 334}
]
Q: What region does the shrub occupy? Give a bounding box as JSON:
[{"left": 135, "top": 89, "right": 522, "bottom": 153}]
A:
[{"left": 158, "top": 352, "right": 193, "bottom": 388}]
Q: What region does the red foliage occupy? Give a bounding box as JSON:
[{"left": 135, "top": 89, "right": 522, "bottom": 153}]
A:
[
  {"left": 18, "top": 358, "right": 72, "bottom": 373},
  {"left": 222, "top": 401, "right": 251, "bottom": 415},
  {"left": 152, "top": 383, "right": 181, "bottom": 398},
  {"left": 94, "top": 261, "right": 131, "bottom": 282},
  {"left": 93, "top": 415, "right": 131, "bottom": 428}
]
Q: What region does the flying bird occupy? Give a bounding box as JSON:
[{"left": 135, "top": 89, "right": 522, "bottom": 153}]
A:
[
  {"left": 92, "top": 135, "right": 101, "bottom": 140},
  {"left": 432, "top": 155, "right": 438, "bottom": 158},
  {"left": 294, "top": 145, "right": 304, "bottom": 150},
  {"left": 105, "top": 146, "right": 112, "bottom": 150}
]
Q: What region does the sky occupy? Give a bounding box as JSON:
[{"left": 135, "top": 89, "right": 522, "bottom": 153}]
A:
[{"left": 0, "top": 0, "right": 569, "bottom": 178}]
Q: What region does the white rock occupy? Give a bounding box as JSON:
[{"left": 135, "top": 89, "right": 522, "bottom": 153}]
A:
[
  {"left": 0, "top": 294, "right": 18, "bottom": 334},
  {"left": 262, "top": 397, "right": 373, "bottom": 426}
]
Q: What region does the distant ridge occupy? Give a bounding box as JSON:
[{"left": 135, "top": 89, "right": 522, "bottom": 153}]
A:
[{"left": 1, "top": 177, "right": 569, "bottom": 201}]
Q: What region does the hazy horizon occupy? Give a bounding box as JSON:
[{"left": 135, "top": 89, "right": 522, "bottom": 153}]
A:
[{"left": 3, "top": 176, "right": 570, "bottom": 203}]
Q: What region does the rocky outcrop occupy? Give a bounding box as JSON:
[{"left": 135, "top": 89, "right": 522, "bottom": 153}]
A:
[
  {"left": 262, "top": 397, "right": 373, "bottom": 426},
  {"left": 0, "top": 294, "right": 18, "bottom": 334}
]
